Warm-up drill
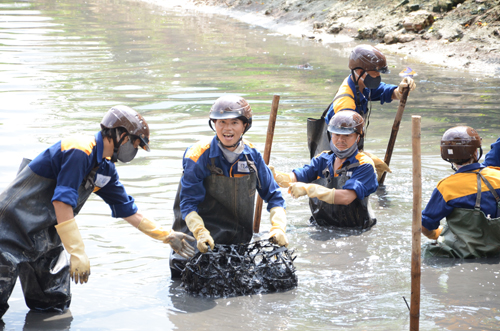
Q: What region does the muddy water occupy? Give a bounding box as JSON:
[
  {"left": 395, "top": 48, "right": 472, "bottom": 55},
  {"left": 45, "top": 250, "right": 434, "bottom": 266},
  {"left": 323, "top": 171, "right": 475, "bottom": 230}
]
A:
[{"left": 1, "top": 0, "right": 500, "bottom": 330}]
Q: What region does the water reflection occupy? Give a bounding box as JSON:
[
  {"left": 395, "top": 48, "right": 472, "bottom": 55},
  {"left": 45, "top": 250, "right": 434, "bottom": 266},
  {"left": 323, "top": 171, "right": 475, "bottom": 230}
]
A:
[{"left": 1, "top": 0, "right": 500, "bottom": 330}]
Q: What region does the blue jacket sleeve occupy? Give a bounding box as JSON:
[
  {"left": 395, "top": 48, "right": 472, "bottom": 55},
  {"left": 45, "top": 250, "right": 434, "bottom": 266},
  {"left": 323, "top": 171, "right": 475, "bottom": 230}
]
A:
[
  {"left": 252, "top": 152, "right": 286, "bottom": 211},
  {"left": 52, "top": 148, "right": 92, "bottom": 208},
  {"left": 483, "top": 137, "right": 500, "bottom": 167},
  {"left": 370, "top": 82, "right": 397, "bottom": 104},
  {"left": 421, "top": 188, "right": 454, "bottom": 230},
  {"left": 179, "top": 153, "right": 212, "bottom": 219},
  {"left": 293, "top": 153, "right": 329, "bottom": 183},
  {"left": 93, "top": 161, "right": 138, "bottom": 218},
  {"left": 342, "top": 163, "right": 378, "bottom": 199}
]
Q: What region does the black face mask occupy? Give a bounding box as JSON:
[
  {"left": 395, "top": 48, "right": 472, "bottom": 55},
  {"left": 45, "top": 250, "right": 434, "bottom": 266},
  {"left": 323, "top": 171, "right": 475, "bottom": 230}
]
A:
[{"left": 363, "top": 74, "right": 381, "bottom": 89}]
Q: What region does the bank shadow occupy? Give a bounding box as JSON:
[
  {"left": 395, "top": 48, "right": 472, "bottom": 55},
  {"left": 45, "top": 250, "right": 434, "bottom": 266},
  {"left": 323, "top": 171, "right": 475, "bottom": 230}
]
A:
[
  {"left": 21, "top": 309, "right": 73, "bottom": 331},
  {"left": 168, "top": 279, "right": 217, "bottom": 314}
]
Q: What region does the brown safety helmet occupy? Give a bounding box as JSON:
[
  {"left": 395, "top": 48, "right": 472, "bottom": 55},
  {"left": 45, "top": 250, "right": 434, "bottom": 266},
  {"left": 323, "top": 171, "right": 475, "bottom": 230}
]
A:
[
  {"left": 441, "top": 126, "right": 482, "bottom": 164},
  {"left": 100, "top": 105, "right": 150, "bottom": 151},
  {"left": 209, "top": 95, "right": 253, "bottom": 133},
  {"left": 348, "top": 45, "right": 389, "bottom": 74},
  {"left": 327, "top": 110, "right": 364, "bottom": 136}
]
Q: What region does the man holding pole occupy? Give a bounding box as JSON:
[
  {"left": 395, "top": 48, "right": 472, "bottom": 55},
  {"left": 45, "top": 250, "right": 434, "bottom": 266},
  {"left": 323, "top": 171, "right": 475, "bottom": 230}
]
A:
[
  {"left": 422, "top": 126, "right": 500, "bottom": 258},
  {"left": 169, "top": 95, "right": 288, "bottom": 278},
  {"left": 271, "top": 111, "right": 378, "bottom": 229},
  {"left": 309, "top": 45, "right": 416, "bottom": 181}
]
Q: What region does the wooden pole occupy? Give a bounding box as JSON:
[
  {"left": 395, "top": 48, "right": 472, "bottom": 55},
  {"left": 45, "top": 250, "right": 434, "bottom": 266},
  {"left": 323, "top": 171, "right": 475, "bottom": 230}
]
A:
[
  {"left": 410, "top": 115, "right": 421, "bottom": 331},
  {"left": 378, "top": 86, "right": 410, "bottom": 185},
  {"left": 253, "top": 95, "right": 280, "bottom": 233}
]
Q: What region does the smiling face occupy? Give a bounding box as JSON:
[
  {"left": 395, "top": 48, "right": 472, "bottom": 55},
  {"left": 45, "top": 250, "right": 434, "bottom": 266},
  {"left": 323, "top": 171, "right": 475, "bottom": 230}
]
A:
[
  {"left": 331, "top": 132, "right": 359, "bottom": 151},
  {"left": 214, "top": 118, "right": 247, "bottom": 151}
]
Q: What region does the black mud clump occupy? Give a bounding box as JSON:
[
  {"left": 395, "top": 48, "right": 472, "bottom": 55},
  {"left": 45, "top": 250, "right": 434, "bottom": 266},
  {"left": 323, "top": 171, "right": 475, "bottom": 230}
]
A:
[{"left": 180, "top": 240, "right": 298, "bottom": 298}]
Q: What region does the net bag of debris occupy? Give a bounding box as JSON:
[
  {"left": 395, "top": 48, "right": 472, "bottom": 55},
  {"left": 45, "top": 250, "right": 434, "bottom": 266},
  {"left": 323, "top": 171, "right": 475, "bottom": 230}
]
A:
[{"left": 180, "top": 240, "right": 297, "bottom": 297}]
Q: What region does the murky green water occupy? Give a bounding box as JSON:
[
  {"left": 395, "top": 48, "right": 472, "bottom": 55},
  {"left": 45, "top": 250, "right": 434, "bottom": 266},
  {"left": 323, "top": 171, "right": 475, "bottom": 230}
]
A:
[{"left": 1, "top": 0, "right": 500, "bottom": 330}]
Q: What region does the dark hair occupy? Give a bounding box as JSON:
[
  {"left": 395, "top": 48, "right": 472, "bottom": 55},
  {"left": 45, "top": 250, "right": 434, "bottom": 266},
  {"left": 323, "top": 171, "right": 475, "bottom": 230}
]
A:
[{"left": 101, "top": 127, "right": 128, "bottom": 140}]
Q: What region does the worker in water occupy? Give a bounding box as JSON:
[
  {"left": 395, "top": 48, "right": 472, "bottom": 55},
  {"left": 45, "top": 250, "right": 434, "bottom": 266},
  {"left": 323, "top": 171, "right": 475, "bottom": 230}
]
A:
[
  {"left": 325, "top": 44, "right": 416, "bottom": 126},
  {"left": 309, "top": 45, "right": 416, "bottom": 180},
  {"left": 0, "top": 105, "right": 195, "bottom": 318},
  {"left": 422, "top": 126, "right": 500, "bottom": 258},
  {"left": 271, "top": 110, "right": 378, "bottom": 229},
  {"left": 170, "top": 95, "right": 288, "bottom": 278}
]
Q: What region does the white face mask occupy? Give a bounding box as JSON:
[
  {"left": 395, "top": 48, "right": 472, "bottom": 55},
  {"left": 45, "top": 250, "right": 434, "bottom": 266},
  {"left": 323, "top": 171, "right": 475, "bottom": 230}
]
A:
[{"left": 218, "top": 141, "right": 244, "bottom": 163}]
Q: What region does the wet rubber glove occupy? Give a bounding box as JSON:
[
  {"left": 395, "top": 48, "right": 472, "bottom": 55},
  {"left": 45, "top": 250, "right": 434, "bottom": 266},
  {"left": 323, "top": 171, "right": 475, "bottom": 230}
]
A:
[
  {"left": 363, "top": 151, "right": 392, "bottom": 181},
  {"left": 289, "top": 183, "right": 336, "bottom": 204},
  {"left": 185, "top": 211, "right": 215, "bottom": 253},
  {"left": 393, "top": 77, "right": 416, "bottom": 99},
  {"left": 268, "top": 207, "right": 288, "bottom": 247},
  {"left": 268, "top": 165, "right": 296, "bottom": 188},
  {"left": 138, "top": 217, "right": 195, "bottom": 258},
  {"left": 423, "top": 225, "right": 443, "bottom": 240},
  {"left": 55, "top": 218, "right": 90, "bottom": 284}
]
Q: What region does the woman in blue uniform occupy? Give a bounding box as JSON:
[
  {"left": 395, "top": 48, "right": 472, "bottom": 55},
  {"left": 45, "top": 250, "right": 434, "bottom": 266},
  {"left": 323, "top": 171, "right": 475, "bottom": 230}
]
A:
[
  {"left": 271, "top": 110, "right": 378, "bottom": 229},
  {"left": 0, "top": 105, "right": 194, "bottom": 318},
  {"left": 170, "top": 95, "right": 288, "bottom": 278}
]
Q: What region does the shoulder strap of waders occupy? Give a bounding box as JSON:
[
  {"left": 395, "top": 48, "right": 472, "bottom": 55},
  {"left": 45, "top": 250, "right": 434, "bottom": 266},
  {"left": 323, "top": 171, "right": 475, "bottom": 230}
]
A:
[
  {"left": 243, "top": 154, "right": 261, "bottom": 189},
  {"left": 321, "top": 102, "right": 333, "bottom": 120},
  {"left": 335, "top": 161, "right": 360, "bottom": 175},
  {"left": 84, "top": 167, "right": 99, "bottom": 190},
  {"left": 463, "top": 168, "right": 500, "bottom": 210},
  {"left": 477, "top": 169, "right": 500, "bottom": 202},
  {"left": 322, "top": 93, "right": 356, "bottom": 120},
  {"left": 207, "top": 158, "right": 223, "bottom": 175}
]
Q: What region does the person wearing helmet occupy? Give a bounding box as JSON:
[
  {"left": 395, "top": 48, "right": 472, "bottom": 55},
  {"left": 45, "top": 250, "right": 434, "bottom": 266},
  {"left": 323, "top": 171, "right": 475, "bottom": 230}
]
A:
[
  {"left": 169, "top": 95, "right": 288, "bottom": 278},
  {"left": 0, "top": 105, "right": 194, "bottom": 318},
  {"left": 422, "top": 126, "right": 500, "bottom": 258},
  {"left": 325, "top": 44, "right": 416, "bottom": 125},
  {"left": 308, "top": 45, "right": 414, "bottom": 180},
  {"left": 270, "top": 111, "right": 378, "bottom": 228}
]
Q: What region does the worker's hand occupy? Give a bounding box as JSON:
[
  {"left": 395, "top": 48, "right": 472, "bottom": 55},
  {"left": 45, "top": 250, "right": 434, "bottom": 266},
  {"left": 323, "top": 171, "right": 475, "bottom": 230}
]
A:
[
  {"left": 55, "top": 218, "right": 90, "bottom": 284},
  {"left": 289, "top": 183, "right": 336, "bottom": 204},
  {"left": 185, "top": 211, "right": 215, "bottom": 253},
  {"left": 424, "top": 226, "right": 443, "bottom": 240},
  {"left": 363, "top": 151, "right": 392, "bottom": 182},
  {"left": 268, "top": 207, "right": 288, "bottom": 247},
  {"left": 288, "top": 182, "right": 308, "bottom": 199},
  {"left": 269, "top": 165, "right": 295, "bottom": 188},
  {"left": 164, "top": 231, "right": 196, "bottom": 258},
  {"left": 394, "top": 77, "right": 416, "bottom": 99},
  {"left": 137, "top": 217, "right": 195, "bottom": 257}
]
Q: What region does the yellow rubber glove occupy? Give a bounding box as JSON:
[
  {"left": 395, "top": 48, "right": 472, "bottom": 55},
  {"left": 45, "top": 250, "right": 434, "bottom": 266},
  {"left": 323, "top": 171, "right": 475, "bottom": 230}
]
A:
[
  {"left": 138, "top": 217, "right": 195, "bottom": 258},
  {"left": 55, "top": 218, "right": 90, "bottom": 284},
  {"left": 423, "top": 226, "right": 443, "bottom": 240},
  {"left": 268, "top": 207, "right": 288, "bottom": 247},
  {"left": 268, "top": 165, "right": 296, "bottom": 188},
  {"left": 288, "top": 183, "right": 335, "bottom": 204},
  {"left": 363, "top": 151, "right": 392, "bottom": 182},
  {"left": 185, "top": 211, "right": 215, "bottom": 253},
  {"left": 393, "top": 76, "right": 416, "bottom": 99}
]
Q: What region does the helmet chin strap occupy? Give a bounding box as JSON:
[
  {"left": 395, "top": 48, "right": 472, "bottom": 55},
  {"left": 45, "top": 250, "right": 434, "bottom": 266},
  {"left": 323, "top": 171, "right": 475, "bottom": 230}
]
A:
[
  {"left": 216, "top": 135, "right": 243, "bottom": 149},
  {"left": 111, "top": 129, "right": 128, "bottom": 163}
]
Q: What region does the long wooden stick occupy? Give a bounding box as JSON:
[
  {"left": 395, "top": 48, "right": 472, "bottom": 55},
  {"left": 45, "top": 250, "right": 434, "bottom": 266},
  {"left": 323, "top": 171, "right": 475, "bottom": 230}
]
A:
[
  {"left": 253, "top": 95, "right": 280, "bottom": 233},
  {"left": 378, "top": 86, "right": 410, "bottom": 185},
  {"left": 410, "top": 115, "right": 421, "bottom": 331}
]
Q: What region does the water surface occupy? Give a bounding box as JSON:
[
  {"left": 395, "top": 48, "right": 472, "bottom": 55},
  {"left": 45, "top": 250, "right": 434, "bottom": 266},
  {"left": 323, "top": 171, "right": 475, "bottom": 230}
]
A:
[{"left": 1, "top": 0, "right": 500, "bottom": 330}]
